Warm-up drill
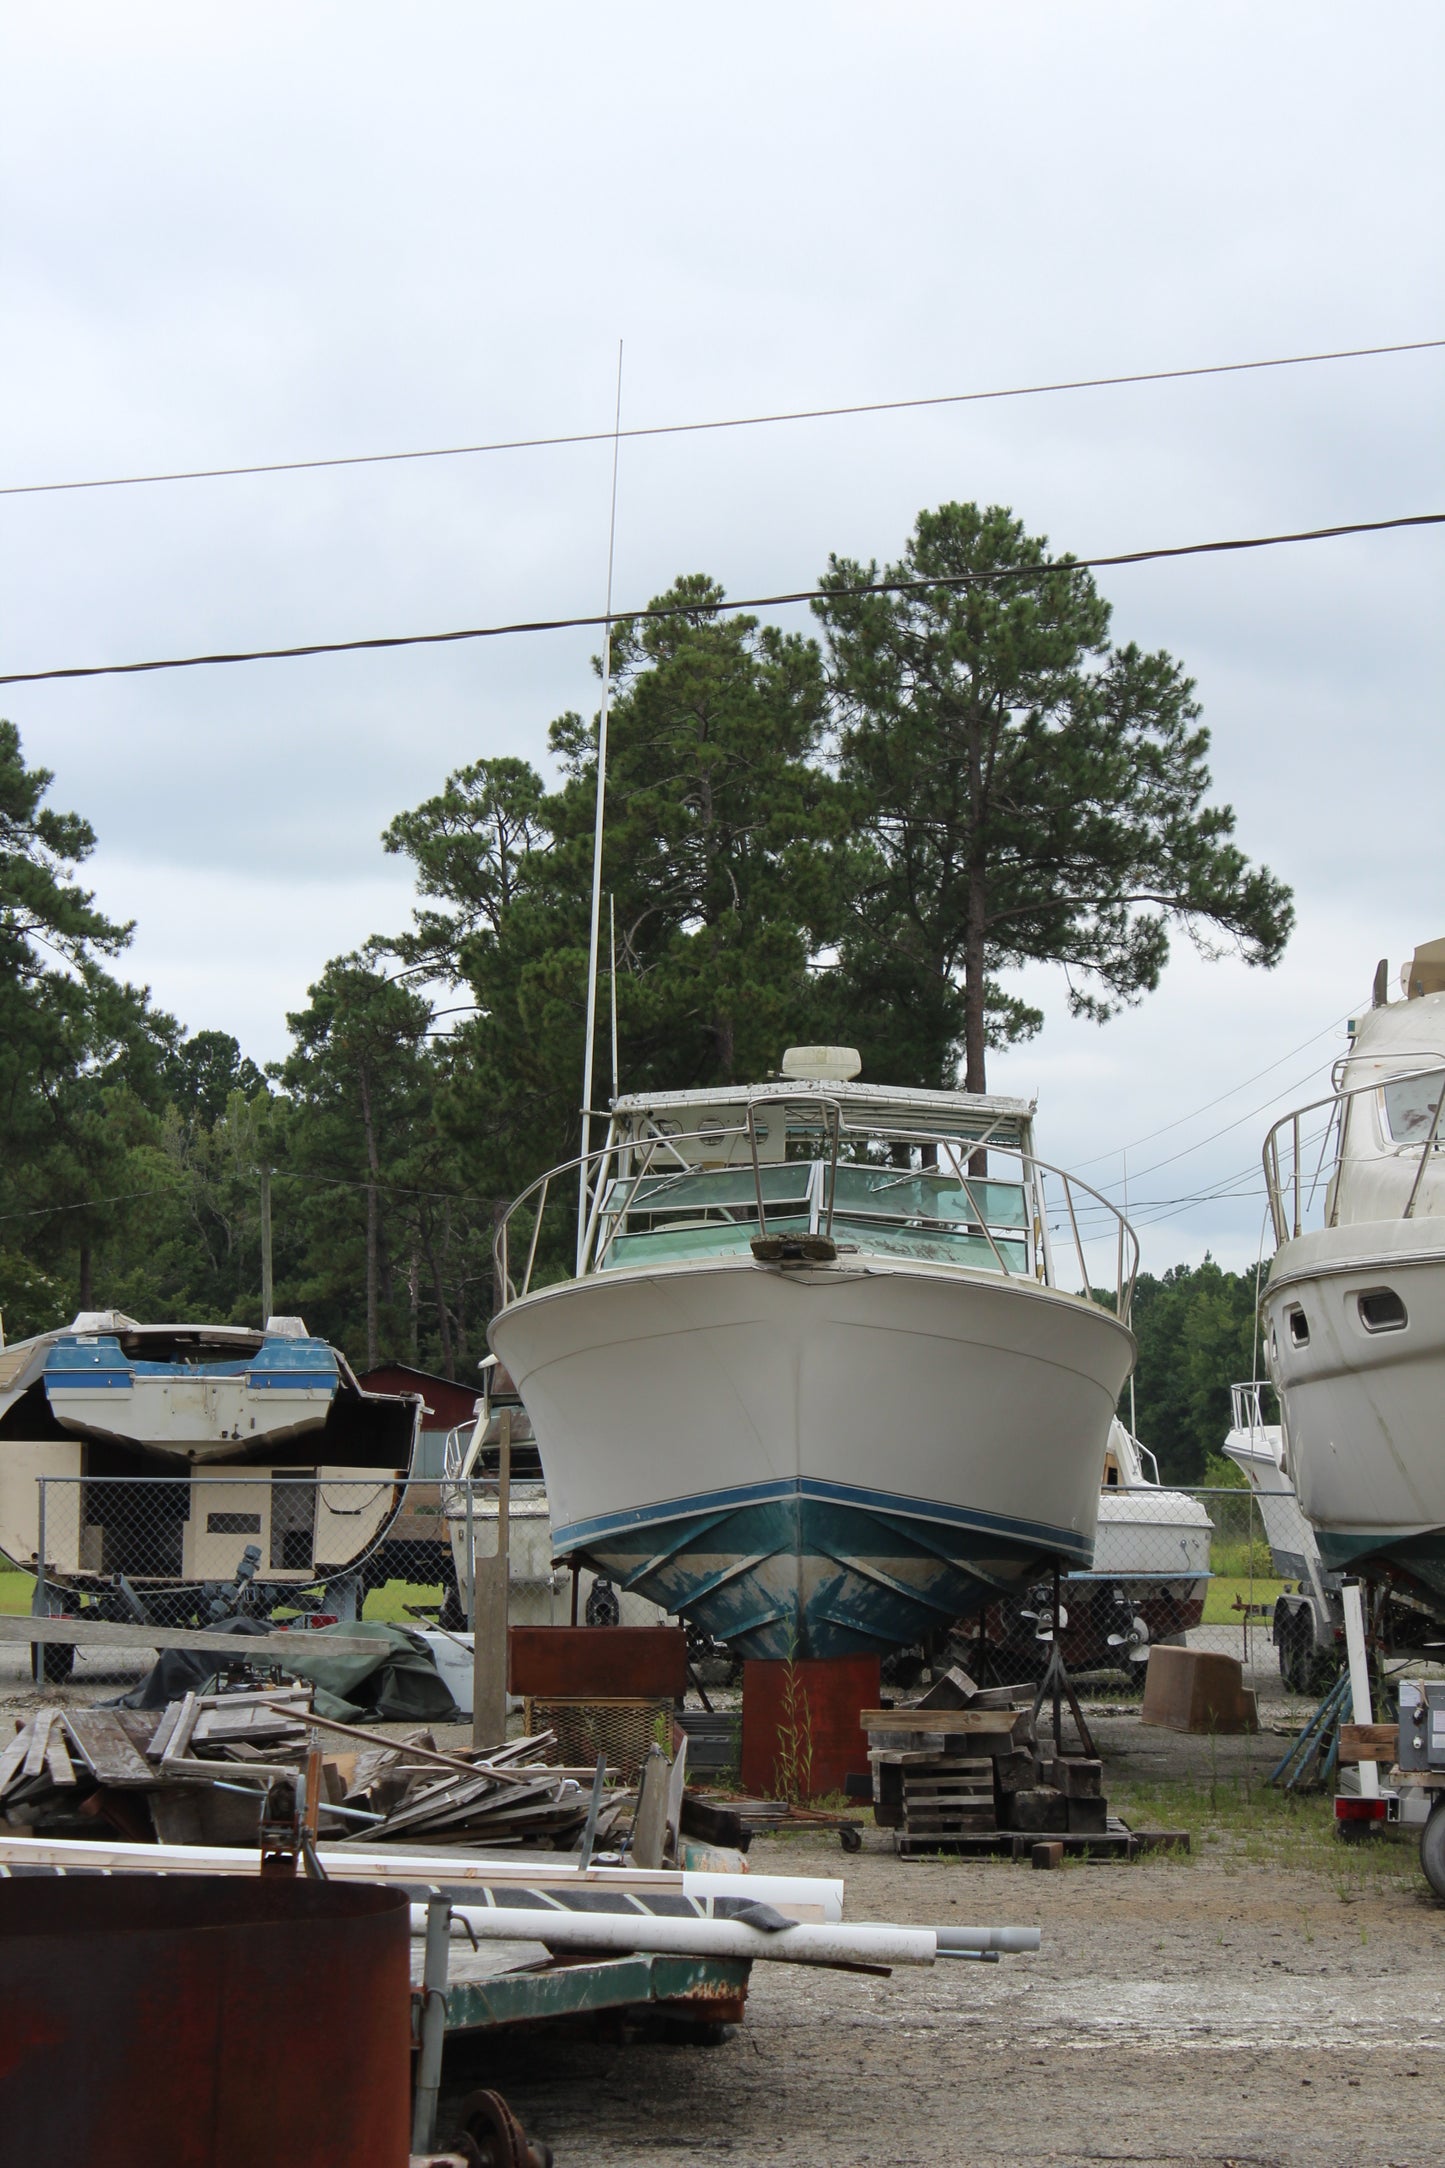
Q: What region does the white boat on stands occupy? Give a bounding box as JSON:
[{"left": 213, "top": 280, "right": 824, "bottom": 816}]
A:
[
  {"left": 992, "top": 1419, "right": 1212, "bottom": 1675},
  {"left": 1222, "top": 1379, "right": 1342, "bottom": 1690},
  {"left": 0, "top": 1311, "right": 420, "bottom": 1676},
  {"left": 1262, "top": 938, "right": 1445, "bottom": 1610},
  {"left": 486, "top": 1048, "right": 1139, "bottom": 1661},
  {"left": 441, "top": 1369, "right": 667, "bottom": 1631}
]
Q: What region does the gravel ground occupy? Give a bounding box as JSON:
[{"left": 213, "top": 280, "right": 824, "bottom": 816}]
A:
[
  {"left": 442, "top": 1832, "right": 1444, "bottom": 2168},
  {"left": 435, "top": 1712, "right": 1444, "bottom": 2168},
  {"left": 7, "top": 1644, "right": 1443, "bottom": 2165}
]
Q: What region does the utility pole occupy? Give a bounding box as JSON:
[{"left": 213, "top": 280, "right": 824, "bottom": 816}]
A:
[{"left": 259, "top": 1166, "right": 274, "bottom": 1324}]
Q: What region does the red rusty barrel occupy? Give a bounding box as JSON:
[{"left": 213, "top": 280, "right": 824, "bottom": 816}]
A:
[{"left": 0, "top": 1874, "right": 412, "bottom": 2167}]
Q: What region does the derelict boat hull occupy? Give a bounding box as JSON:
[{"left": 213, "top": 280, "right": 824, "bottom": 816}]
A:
[{"left": 489, "top": 1253, "right": 1135, "bottom": 1660}]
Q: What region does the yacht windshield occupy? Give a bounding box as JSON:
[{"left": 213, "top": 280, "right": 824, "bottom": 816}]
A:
[{"left": 1381, "top": 1072, "right": 1445, "bottom": 1143}]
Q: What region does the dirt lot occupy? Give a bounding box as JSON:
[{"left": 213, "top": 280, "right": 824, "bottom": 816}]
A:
[
  {"left": 439, "top": 1714, "right": 1445, "bottom": 2168},
  {"left": 6, "top": 1650, "right": 1442, "bottom": 2166}
]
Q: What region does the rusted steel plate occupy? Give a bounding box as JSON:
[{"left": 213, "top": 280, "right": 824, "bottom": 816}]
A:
[
  {"left": 507, "top": 1625, "right": 688, "bottom": 1699},
  {"left": 0, "top": 1874, "right": 411, "bottom": 2166}
]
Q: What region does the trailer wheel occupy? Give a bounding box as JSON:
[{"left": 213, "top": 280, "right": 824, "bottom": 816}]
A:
[
  {"left": 1420, "top": 1799, "right": 1445, "bottom": 1899},
  {"left": 31, "top": 1637, "right": 75, "bottom": 1685}
]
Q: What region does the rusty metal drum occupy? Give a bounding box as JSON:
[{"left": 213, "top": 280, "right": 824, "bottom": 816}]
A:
[{"left": 0, "top": 1874, "right": 411, "bottom": 2166}]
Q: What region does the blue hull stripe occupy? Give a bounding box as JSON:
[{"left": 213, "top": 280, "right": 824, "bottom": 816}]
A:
[{"left": 554, "top": 1473, "right": 1091, "bottom": 1564}]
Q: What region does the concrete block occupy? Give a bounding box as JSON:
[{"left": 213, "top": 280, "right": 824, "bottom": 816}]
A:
[{"left": 1140, "top": 1645, "right": 1259, "bottom": 1735}]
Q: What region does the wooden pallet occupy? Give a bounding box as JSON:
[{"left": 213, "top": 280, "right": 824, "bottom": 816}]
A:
[
  {"left": 899, "top": 1756, "right": 995, "bottom": 1839},
  {"left": 894, "top": 1820, "right": 1190, "bottom": 1861}
]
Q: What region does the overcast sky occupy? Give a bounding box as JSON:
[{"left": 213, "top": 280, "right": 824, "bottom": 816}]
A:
[{"left": 3, "top": 2, "right": 1441, "bottom": 1277}]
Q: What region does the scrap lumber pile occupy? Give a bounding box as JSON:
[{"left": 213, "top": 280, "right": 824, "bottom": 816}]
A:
[
  {"left": 864, "top": 1667, "right": 1129, "bottom": 1858},
  {"left": 0, "top": 1690, "right": 614, "bottom": 1852}
]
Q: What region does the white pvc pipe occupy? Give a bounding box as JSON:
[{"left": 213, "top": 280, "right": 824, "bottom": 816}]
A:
[
  {"left": 0, "top": 1832, "right": 843, "bottom": 1921},
  {"left": 1342, "top": 1579, "right": 1379, "bottom": 1800},
  {"left": 423, "top": 1903, "right": 1040, "bottom": 1968}
]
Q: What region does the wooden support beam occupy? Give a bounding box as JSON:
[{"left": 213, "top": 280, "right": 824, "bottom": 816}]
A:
[{"left": 0, "top": 1615, "right": 379, "bottom": 1661}]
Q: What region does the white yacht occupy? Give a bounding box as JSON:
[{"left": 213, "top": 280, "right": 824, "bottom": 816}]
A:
[
  {"left": 1262, "top": 940, "right": 1445, "bottom": 1608},
  {"left": 486, "top": 1049, "right": 1139, "bottom": 1660}
]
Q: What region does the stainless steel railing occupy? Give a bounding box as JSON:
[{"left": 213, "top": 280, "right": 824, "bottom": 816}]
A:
[
  {"left": 494, "top": 1096, "right": 1140, "bottom": 1322},
  {"left": 1262, "top": 1059, "right": 1445, "bottom": 1245}
]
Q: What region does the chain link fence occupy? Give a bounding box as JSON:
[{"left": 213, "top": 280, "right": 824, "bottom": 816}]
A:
[
  {"left": 960, "top": 1484, "right": 1342, "bottom": 1708},
  {"left": 0, "top": 1468, "right": 655, "bottom": 1690},
  {"left": 1, "top": 1470, "right": 1341, "bottom": 1707}
]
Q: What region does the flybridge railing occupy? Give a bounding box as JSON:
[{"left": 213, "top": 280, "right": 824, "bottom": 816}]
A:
[
  {"left": 1262, "top": 1059, "right": 1445, "bottom": 1244},
  {"left": 494, "top": 1097, "right": 1139, "bottom": 1323}
]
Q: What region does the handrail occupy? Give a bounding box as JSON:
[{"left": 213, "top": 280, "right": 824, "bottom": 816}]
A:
[
  {"left": 1261, "top": 1059, "right": 1445, "bottom": 1246},
  {"left": 492, "top": 1093, "right": 1141, "bottom": 1323}
]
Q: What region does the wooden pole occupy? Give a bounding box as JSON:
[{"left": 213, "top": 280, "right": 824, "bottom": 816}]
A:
[{"left": 471, "top": 1411, "right": 512, "bottom": 1750}]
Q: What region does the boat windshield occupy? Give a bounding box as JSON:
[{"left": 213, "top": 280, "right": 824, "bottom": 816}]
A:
[
  {"left": 1382, "top": 1071, "right": 1445, "bottom": 1143},
  {"left": 595, "top": 1155, "right": 1031, "bottom": 1276},
  {"left": 493, "top": 1087, "right": 1139, "bottom": 1320}
]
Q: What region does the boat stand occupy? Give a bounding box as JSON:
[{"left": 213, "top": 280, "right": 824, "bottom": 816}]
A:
[{"left": 1031, "top": 1562, "right": 1097, "bottom": 1761}]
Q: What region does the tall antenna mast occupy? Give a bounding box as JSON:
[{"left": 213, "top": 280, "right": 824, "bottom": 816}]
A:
[
  {"left": 576, "top": 342, "right": 625, "bottom": 1271},
  {"left": 609, "top": 892, "right": 620, "bottom": 1103},
  {"left": 1123, "top": 1145, "right": 1138, "bottom": 1436}
]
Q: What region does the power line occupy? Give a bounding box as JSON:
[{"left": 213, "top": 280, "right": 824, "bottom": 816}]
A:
[
  {"left": 3, "top": 509, "right": 1441, "bottom": 690},
  {"left": 3, "top": 337, "right": 1439, "bottom": 501},
  {"left": 1070, "top": 1009, "right": 1354, "bottom": 1171},
  {"left": 0, "top": 1186, "right": 174, "bottom": 1223}
]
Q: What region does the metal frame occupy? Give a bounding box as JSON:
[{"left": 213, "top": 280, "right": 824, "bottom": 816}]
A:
[
  {"left": 495, "top": 1091, "right": 1140, "bottom": 1323},
  {"left": 1262, "top": 1059, "right": 1445, "bottom": 1244}
]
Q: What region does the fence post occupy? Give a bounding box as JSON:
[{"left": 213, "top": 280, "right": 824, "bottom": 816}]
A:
[
  {"left": 464, "top": 1480, "right": 476, "bottom": 1631},
  {"left": 33, "top": 1477, "right": 47, "bottom": 1620}
]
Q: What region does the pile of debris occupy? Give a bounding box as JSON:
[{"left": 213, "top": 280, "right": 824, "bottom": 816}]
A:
[
  {"left": 864, "top": 1667, "right": 1134, "bottom": 1859},
  {"left": 0, "top": 1689, "right": 618, "bottom": 1852}
]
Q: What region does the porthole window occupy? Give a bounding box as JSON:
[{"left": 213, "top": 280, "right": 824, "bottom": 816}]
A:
[
  {"left": 1287, "top": 1306, "right": 1310, "bottom": 1346},
  {"left": 1358, "top": 1287, "right": 1407, "bottom": 1333}
]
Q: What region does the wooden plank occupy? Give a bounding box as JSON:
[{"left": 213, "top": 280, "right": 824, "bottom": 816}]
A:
[
  {"left": 0, "top": 1723, "right": 35, "bottom": 1797},
  {"left": 248, "top": 1699, "right": 516, "bottom": 1779},
  {"left": 148, "top": 1702, "right": 184, "bottom": 1762},
  {"left": 862, "top": 1707, "right": 1024, "bottom": 1734},
  {"left": 45, "top": 1726, "right": 76, "bottom": 1788},
  {"left": 1339, "top": 1723, "right": 1398, "bottom": 1763},
  {"left": 62, "top": 1712, "right": 160, "bottom": 1787},
  {"left": 0, "top": 1616, "right": 380, "bottom": 1660},
  {"left": 24, "top": 1712, "right": 57, "bottom": 1779},
  {"left": 161, "top": 1692, "right": 201, "bottom": 1771}
]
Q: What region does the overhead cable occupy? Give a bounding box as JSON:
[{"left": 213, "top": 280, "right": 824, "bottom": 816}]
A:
[
  {"left": 3, "top": 509, "right": 1441, "bottom": 689},
  {"left": 2, "top": 337, "right": 1439, "bottom": 500},
  {"left": 1069, "top": 1009, "right": 1355, "bottom": 1171}
]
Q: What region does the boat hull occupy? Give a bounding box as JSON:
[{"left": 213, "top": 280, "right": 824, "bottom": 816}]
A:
[
  {"left": 1263, "top": 1219, "right": 1445, "bottom": 1602},
  {"left": 489, "top": 1255, "right": 1135, "bottom": 1660}
]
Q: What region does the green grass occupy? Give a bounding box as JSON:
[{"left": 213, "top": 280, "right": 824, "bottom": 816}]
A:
[
  {"left": 0, "top": 1569, "right": 33, "bottom": 1616},
  {"left": 1202, "top": 1573, "right": 1287, "bottom": 1626},
  {"left": 0, "top": 1568, "right": 443, "bottom": 1623},
  {"left": 362, "top": 1577, "right": 444, "bottom": 1623},
  {"left": 1111, "top": 1771, "right": 1420, "bottom": 1890}
]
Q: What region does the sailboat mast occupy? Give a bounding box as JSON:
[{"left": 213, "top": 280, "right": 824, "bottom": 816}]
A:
[{"left": 576, "top": 343, "right": 625, "bottom": 1273}]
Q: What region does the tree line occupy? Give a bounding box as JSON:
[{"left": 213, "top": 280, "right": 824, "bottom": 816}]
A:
[{"left": 0, "top": 501, "right": 1291, "bottom": 1459}]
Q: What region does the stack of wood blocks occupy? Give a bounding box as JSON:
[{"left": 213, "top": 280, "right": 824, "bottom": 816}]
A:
[{"left": 862, "top": 1667, "right": 1127, "bottom": 1858}]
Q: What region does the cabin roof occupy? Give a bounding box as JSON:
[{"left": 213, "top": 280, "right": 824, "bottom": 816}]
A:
[{"left": 610, "top": 1078, "right": 1034, "bottom": 1132}]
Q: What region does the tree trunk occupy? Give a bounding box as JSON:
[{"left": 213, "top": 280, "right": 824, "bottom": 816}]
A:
[
  {"left": 77, "top": 1240, "right": 93, "bottom": 1311},
  {"left": 421, "top": 1220, "right": 457, "bottom": 1377},
  {"left": 364, "top": 1184, "right": 379, "bottom": 1370},
  {"left": 358, "top": 1061, "right": 381, "bottom": 1369}
]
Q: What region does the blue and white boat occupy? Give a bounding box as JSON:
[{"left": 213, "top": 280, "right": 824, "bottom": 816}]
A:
[
  {"left": 487, "top": 1049, "right": 1139, "bottom": 1660},
  {"left": 0, "top": 1313, "right": 420, "bottom": 1623}
]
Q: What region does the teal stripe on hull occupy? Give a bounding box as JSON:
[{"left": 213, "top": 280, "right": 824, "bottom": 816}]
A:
[
  {"left": 555, "top": 1488, "right": 1077, "bottom": 1661},
  {"left": 1317, "top": 1525, "right": 1445, "bottom": 1606}
]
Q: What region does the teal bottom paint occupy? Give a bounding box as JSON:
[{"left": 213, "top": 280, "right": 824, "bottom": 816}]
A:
[
  {"left": 1317, "top": 1524, "right": 1445, "bottom": 1605},
  {"left": 556, "top": 1489, "right": 1067, "bottom": 1661}
]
